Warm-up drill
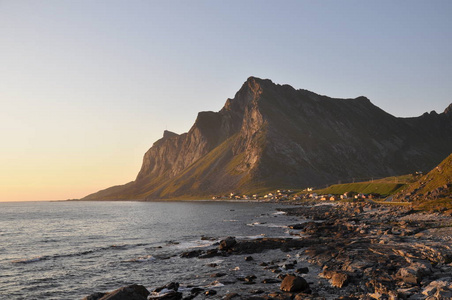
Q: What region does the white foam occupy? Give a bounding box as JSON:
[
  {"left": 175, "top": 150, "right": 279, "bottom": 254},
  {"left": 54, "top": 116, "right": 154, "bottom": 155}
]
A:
[
  {"left": 247, "top": 222, "right": 288, "bottom": 228},
  {"left": 171, "top": 240, "right": 216, "bottom": 249},
  {"left": 207, "top": 281, "right": 225, "bottom": 288},
  {"left": 273, "top": 211, "right": 287, "bottom": 215},
  {"left": 128, "top": 255, "right": 155, "bottom": 262}
]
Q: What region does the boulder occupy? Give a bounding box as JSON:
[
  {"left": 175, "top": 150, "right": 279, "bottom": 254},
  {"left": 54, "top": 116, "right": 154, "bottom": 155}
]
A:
[
  {"left": 98, "top": 284, "right": 150, "bottom": 300},
  {"left": 280, "top": 275, "right": 309, "bottom": 292},
  {"left": 82, "top": 292, "right": 107, "bottom": 300}
]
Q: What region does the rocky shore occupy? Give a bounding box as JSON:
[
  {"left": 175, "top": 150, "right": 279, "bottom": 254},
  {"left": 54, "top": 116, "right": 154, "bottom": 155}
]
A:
[{"left": 83, "top": 202, "right": 452, "bottom": 300}]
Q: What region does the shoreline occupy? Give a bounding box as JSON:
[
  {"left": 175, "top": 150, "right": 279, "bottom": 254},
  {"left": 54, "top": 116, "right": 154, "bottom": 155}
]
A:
[{"left": 83, "top": 201, "right": 452, "bottom": 300}]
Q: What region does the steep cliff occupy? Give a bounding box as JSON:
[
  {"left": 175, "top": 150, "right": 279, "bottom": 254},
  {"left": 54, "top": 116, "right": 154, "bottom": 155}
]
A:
[{"left": 84, "top": 77, "right": 452, "bottom": 200}]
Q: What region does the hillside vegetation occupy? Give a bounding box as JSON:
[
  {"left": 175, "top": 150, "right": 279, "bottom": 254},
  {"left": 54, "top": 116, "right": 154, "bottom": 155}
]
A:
[
  {"left": 394, "top": 153, "right": 452, "bottom": 210},
  {"left": 314, "top": 175, "right": 418, "bottom": 197}
]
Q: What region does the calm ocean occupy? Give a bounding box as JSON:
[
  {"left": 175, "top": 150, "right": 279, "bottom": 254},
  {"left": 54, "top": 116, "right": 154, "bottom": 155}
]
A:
[{"left": 0, "top": 201, "right": 299, "bottom": 299}]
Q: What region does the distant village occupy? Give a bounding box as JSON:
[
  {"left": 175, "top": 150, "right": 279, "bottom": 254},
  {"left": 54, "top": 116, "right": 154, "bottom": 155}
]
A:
[{"left": 212, "top": 188, "right": 383, "bottom": 202}]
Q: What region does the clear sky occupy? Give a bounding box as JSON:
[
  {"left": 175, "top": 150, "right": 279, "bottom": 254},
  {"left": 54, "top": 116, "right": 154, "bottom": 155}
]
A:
[{"left": 1, "top": 0, "right": 451, "bottom": 201}]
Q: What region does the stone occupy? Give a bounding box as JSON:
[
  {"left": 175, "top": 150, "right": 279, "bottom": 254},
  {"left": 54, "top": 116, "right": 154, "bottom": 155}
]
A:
[
  {"left": 262, "top": 278, "right": 280, "bottom": 284},
  {"left": 205, "top": 290, "right": 217, "bottom": 296},
  {"left": 82, "top": 292, "right": 107, "bottom": 300},
  {"left": 280, "top": 275, "right": 309, "bottom": 292},
  {"left": 219, "top": 237, "right": 237, "bottom": 250},
  {"left": 245, "top": 256, "right": 254, "bottom": 261},
  {"left": 154, "top": 282, "right": 179, "bottom": 293},
  {"left": 295, "top": 267, "right": 309, "bottom": 274},
  {"left": 99, "top": 284, "right": 150, "bottom": 300},
  {"left": 331, "top": 272, "right": 349, "bottom": 288}
]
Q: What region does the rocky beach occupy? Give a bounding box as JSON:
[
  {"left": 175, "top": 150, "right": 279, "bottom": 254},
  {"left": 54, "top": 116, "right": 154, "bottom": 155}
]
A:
[{"left": 83, "top": 201, "right": 452, "bottom": 300}]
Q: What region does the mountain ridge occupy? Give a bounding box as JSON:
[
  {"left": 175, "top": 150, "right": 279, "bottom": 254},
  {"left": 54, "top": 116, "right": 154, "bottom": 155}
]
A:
[{"left": 84, "top": 77, "right": 452, "bottom": 200}]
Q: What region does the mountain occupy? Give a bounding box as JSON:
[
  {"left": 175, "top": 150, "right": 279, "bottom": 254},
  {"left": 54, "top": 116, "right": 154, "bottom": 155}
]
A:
[
  {"left": 83, "top": 77, "right": 452, "bottom": 200},
  {"left": 393, "top": 153, "right": 452, "bottom": 209}
]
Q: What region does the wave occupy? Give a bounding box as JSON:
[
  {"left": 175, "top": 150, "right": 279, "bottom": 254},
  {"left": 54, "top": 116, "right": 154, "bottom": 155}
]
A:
[
  {"left": 12, "top": 256, "right": 47, "bottom": 264},
  {"left": 10, "top": 242, "right": 149, "bottom": 265},
  {"left": 273, "top": 211, "right": 287, "bottom": 215},
  {"left": 127, "top": 255, "right": 156, "bottom": 262},
  {"left": 247, "top": 222, "right": 288, "bottom": 228}
]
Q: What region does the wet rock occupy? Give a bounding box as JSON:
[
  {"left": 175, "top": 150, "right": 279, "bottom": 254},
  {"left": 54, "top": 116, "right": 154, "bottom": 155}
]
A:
[
  {"left": 261, "top": 278, "right": 280, "bottom": 284},
  {"left": 245, "top": 256, "right": 254, "bottom": 261},
  {"left": 224, "top": 292, "right": 241, "bottom": 300},
  {"left": 154, "top": 282, "right": 179, "bottom": 293},
  {"left": 289, "top": 224, "right": 305, "bottom": 229},
  {"left": 189, "top": 287, "right": 204, "bottom": 295},
  {"left": 204, "top": 290, "right": 217, "bottom": 296},
  {"left": 199, "top": 249, "right": 220, "bottom": 258},
  {"left": 219, "top": 237, "right": 237, "bottom": 251},
  {"left": 295, "top": 267, "right": 309, "bottom": 274},
  {"left": 280, "top": 275, "right": 309, "bottom": 292},
  {"left": 282, "top": 263, "right": 295, "bottom": 270},
  {"left": 180, "top": 250, "right": 203, "bottom": 258},
  {"left": 150, "top": 291, "right": 182, "bottom": 300},
  {"left": 99, "top": 284, "right": 150, "bottom": 300},
  {"left": 82, "top": 292, "right": 107, "bottom": 300}
]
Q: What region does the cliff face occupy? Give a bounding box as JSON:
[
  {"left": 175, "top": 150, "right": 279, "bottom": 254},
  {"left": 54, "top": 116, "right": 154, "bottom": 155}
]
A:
[{"left": 84, "top": 77, "right": 452, "bottom": 200}]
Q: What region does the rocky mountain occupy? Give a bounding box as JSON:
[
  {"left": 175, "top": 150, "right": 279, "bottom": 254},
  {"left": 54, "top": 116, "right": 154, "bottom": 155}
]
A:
[
  {"left": 83, "top": 77, "right": 452, "bottom": 200},
  {"left": 393, "top": 153, "right": 451, "bottom": 208}
]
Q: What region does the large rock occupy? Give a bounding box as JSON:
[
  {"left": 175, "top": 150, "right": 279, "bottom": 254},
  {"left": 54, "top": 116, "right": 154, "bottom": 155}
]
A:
[
  {"left": 219, "top": 237, "right": 237, "bottom": 251},
  {"left": 280, "top": 275, "right": 309, "bottom": 292},
  {"left": 90, "top": 284, "right": 150, "bottom": 300}
]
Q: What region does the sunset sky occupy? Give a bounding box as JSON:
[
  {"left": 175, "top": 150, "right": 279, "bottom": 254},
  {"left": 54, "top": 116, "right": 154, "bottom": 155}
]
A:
[{"left": 1, "top": 0, "right": 451, "bottom": 202}]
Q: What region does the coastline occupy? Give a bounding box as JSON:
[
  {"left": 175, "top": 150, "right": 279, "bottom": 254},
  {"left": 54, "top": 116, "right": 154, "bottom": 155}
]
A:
[{"left": 82, "top": 200, "right": 452, "bottom": 300}]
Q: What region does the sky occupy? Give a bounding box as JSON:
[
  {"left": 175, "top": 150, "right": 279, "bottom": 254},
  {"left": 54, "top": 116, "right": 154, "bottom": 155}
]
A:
[{"left": 1, "top": 0, "right": 451, "bottom": 201}]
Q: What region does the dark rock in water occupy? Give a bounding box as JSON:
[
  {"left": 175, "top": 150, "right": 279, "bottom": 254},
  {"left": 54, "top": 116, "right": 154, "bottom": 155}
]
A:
[
  {"left": 153, "top": 282, "right": 180, "bottom": 293},
  {"left": 245, "top": 256, "right": 254, "bottom": 261},
  {"left": 288, "top": 224, "right": 305, "bottom": 230},
  {"left": 205, "top": 289, "right": 217, "bottom": 296},
  {"left": 280, "top": 275, "right": 309, "bottom": 292},
  {"left": 150, "top": 291, "right": 182, "bottom": 300},
  {"left": 219, "top": 237, "right": 237, "bottom": 250},
  {"left": 224, "top": 293, "right": 241, "bottom": 300},
  {"left": 190, "top": 287, "right": 204, "bottom": 295},
  {"left": 180, "top": 250, "right": 203, "bottom": 258},
  {"left": 282, "top": 263, "right": 295, "bottom": 270},
  {"left": 198, "top": 249, "right": 220, "bottom": 258},
  {"left": 262, "top": 278, "right": 280, "bottom": 284},
  {"left": 82, "top": 292, "right": 107, "bottom": 300},
  {"left": 94, "top": 284, "right": 150, "bottom": 300},
  {"left": 295, "top": 267, "right": 309, "bottom": 274}
]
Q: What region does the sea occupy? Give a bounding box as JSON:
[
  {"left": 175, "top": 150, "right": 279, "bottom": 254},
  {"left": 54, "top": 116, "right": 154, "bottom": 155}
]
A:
[{"left": 0, "top": 200, "right": 303, "bottom": 300}]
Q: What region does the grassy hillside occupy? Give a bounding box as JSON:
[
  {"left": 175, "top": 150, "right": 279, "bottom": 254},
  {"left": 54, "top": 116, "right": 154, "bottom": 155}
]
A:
[
  {"left": 394, "top": 153, "right": 452, "bottom": 210},
  {"left": 314, "top": 175, "right": 418, "bottom": 197}
]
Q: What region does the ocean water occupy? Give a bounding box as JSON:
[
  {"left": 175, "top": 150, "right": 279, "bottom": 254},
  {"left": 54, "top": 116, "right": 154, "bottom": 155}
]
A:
[{"left": 0, "top": 201, "right": 301, "bottom": 300}]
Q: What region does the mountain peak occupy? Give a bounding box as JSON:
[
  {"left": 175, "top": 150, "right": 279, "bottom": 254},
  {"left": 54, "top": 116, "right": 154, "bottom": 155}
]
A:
[{"left": 83, "top": 77, "right": 452, "bottom": 201}]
